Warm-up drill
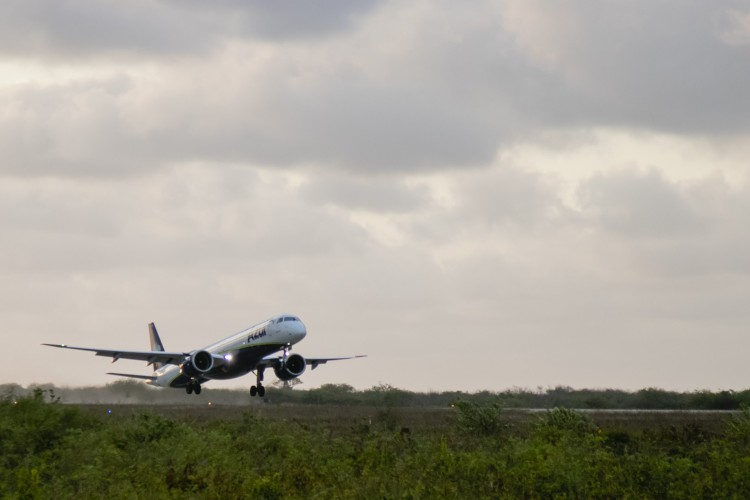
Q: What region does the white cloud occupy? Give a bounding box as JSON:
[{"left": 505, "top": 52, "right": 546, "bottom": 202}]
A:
[
  {"left": 721, "top": 8, "right": 750, "bottom": 46},
  {"left": 579, "top": 168, "right": 706, "bottom": 238}
]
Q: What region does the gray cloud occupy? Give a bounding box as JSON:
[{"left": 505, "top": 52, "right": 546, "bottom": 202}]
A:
[
  {"left": 502, "top": 0, "right": 750, "bottom": 133},
  {"left": 0, "top": 167, "right": 370, "bottom": 277},
  {"left": 577, "top": 169, "right": 750, "bottom": 279},
  {"left": 453, "top": 168, "right": 565, "bottom": 230},
  {"left": 3, "top": 1, "right": 750, "bottom": 180},
  {"left": 4, "top": 1, "right": 750, "bottom": 392},
  {"left": 0, "top": 2, "right": 750, "bottom": 180},
  {"left": 0, "top": 0, "right": 378, "bottom": 58},
  {"left": 299, "top": 173, "right": 429, "bottom": 213},
  {"left": 579, "top": 169, "right": 707, "bottom": 238}
]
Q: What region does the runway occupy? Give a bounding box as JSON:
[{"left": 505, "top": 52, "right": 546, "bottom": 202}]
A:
[{"left": 73, "top": 403, "right": 737, "bottom": 432}]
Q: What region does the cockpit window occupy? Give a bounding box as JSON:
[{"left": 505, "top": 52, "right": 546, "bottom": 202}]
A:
[{"left": 274, "top": 316, "right": 299, "bottom": 323}]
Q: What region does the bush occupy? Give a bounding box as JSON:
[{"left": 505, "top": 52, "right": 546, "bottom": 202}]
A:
[
  {"left": 452, "top": 399, "right": 509, "bottom": 437},
  {"left": 533, "top": 407, "right": 598, "bottom": 443},
  {"left": 724, "top": 405, "right": 750, "bottom": 444}
]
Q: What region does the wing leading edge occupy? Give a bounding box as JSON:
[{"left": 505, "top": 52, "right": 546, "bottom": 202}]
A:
[{"left": 41, "top": 343, "right": 186, "bottom": 366}]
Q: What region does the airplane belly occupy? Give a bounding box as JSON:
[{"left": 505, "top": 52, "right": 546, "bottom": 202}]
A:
[
  {"left": 201, "top": 343, "right": 286, "bottom": 381},
  {"left": 167, "top": 373, "right": 195, "bottom": 388}
]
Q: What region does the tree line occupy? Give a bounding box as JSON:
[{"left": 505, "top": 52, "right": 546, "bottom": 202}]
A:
[{"left": 2, "top": 381, "right": 749, "bottom": 409}]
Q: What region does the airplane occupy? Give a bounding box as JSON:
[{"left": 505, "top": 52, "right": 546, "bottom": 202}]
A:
[{"left": 43, "top": 314, "right": 364, "bottom": 397}]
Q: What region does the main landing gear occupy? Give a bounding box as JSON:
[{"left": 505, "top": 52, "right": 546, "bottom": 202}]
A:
[
  {"left": 185, "top": 380, "right": 202, "bottom": 395},
  {"left": 250, "top": 367, "right": 266, "bottom": 397}
]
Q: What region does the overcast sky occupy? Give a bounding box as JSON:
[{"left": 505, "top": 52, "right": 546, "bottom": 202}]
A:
[{"left": 3, "top": 1, "right": 750, "bottom": 393}]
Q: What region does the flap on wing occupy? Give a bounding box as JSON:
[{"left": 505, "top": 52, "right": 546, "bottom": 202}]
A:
[{"left": 42, "top": 343, "right": 186, "bottom": 365}]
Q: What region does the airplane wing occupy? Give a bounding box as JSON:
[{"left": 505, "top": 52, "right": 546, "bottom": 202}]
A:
[
  {"left": 42, "top": 343, "right": 186, "bottom": 366},
  {"left": 306, "top": 355, "right": 367, "bottom": 370},
  {"left": 256, "top": 355, "right": 366, "bottom": 370}
]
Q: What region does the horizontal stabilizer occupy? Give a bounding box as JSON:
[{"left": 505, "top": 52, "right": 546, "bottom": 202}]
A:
[{"left": 107, "top": 372, "right": 157, "bottom": 381}]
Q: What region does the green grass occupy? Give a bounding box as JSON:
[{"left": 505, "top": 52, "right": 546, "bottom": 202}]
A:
[{"left": 3, "top": 390, "right": 750, "bottom": 498}]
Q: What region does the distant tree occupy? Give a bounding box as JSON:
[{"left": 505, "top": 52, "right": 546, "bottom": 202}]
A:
[
  {"left": 319, "top": 383, "right": 355, "bottom": 393},
  {"left": 634, "top": 388, "right": 683, "bottom": 409},
  {"left": 272, "top": 377, "right": 303, "bottom": 389},
  {"left": 0, "top": 384, "right": 25, "bottom": 400}
]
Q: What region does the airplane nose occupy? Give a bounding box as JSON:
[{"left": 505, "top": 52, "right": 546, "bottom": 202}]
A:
[
  {"left": 293, "top": 321, "right": 307, "bottom": 341},
  {"left": 275, "top": 317, "right": 307, "bottom": 342}
]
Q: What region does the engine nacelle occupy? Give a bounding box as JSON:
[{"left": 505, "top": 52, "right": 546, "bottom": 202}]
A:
[
  {"left": 273, "top": 353, "right": 307, "bottom": 381},
  {"left": 180, "top": 350, "right": 216, "bottom": 377}
]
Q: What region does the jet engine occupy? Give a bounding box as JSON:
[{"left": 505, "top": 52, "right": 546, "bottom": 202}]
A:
[
  {"left": 180, "top": 350, "right": 224, "bottom": 377},
  {"left": 273, "top": 353, "right": 307, "bottom": 381}
]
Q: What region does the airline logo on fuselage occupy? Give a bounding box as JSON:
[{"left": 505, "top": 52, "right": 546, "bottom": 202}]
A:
[{"left": 247, "top": 329, "right": 267, "bottom": 343}]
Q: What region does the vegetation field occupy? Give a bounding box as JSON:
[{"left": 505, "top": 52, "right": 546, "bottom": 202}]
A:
[
  {"left": 4, "top": 380, "right": 749, "bottom": 410},
  {"left": 4, "top": 387, "right": 750, "bottom": 498},
  {"left": 73, "top": 403, "right": 734, "bottom": 435}
]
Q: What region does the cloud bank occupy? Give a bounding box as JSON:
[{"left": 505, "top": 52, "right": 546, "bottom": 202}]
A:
[{"left": 2, "top": 1, "right": 749, "bottom": 392}]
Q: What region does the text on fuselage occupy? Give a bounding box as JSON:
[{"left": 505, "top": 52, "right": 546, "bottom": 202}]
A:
[{"left": 247, "top": 329, "right": 267, "bottom": 343}]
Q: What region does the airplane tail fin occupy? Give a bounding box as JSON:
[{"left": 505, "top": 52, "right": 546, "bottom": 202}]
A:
[{"left": 148, "top": 323, "right": 165, "bottom": 370}]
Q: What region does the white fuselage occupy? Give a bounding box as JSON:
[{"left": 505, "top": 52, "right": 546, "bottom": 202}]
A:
[{"left": 151, "top": 314, "right": 307, "bottom": 388}]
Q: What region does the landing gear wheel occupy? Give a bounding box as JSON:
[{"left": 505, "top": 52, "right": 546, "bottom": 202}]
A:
[
  {"left": 194, "top": 384, "right": 202, "bottom": 395},
  {"left": 186, "top": 384, "right": 193, "bottom": 395},
  {"left": 250, "top": 367, "right": 266, "bottom": 397}
]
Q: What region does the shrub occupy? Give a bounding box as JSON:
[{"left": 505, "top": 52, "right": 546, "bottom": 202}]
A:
[
  {"left": 534, "top": 407, "right": 598, "bottom": 443},
  {"left": 724, "top": 405, "right": 750, "bottom": 444},
  {"left": 452, "top": 399, "right": 509, "bottom": 437}
]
